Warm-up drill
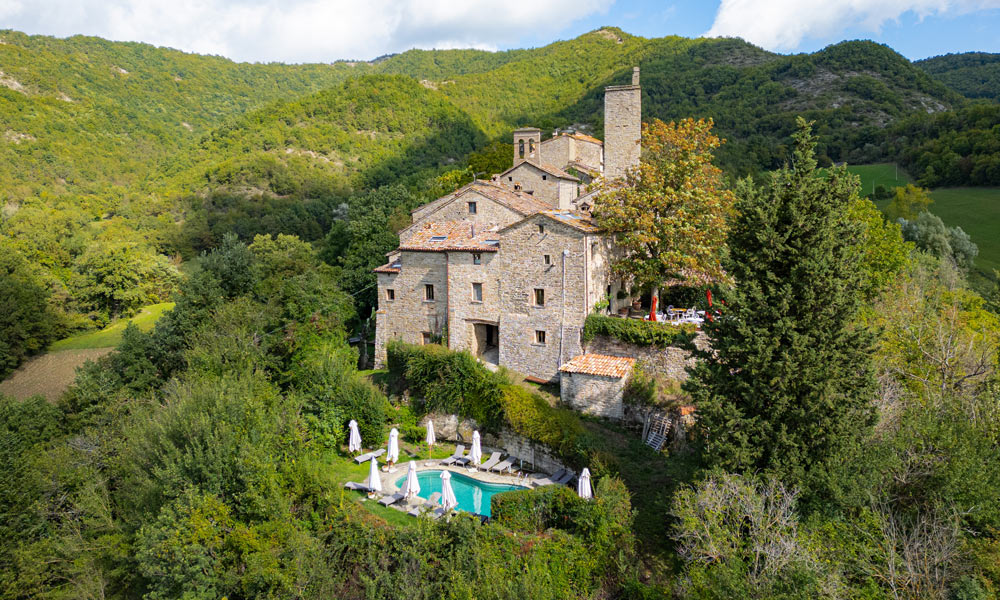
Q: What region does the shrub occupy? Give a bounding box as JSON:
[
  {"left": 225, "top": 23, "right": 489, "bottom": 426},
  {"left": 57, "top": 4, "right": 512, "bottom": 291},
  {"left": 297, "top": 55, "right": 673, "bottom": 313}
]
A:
[{"left": 582, "top": 314, "right": 697, "bottom": 347}]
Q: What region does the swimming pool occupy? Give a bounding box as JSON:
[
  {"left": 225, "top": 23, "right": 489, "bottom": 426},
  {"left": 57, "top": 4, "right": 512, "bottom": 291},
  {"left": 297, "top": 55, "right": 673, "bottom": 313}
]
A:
[{"left": 394, "top": 469, "right": 526, "bottom": 517}]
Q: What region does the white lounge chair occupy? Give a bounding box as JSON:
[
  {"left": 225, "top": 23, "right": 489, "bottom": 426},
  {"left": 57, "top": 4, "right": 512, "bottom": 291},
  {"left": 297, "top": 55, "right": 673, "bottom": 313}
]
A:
[
  {"left": 378, "top": 492, "right": 406, "bottom": 506},
  {"left": 478, "top": 452, "right": 502, "bottom": 471},
  {"left": 344, "top": 481, "right": 370, "bottom": 492},
  {"left": 489, "top": 455, "right": 516, "bottom": 473},
  {"left": 554, "top": 470, "right": 576, "bottom": 485},
  {"left": 353, "top": 448, "right": 386, "bottom": 464},
  {"left": 440, "top": 444, "right": 466, "bottom": 465},
  {"left": 407, "top": 492, "right": 440, "bottom": 517}
]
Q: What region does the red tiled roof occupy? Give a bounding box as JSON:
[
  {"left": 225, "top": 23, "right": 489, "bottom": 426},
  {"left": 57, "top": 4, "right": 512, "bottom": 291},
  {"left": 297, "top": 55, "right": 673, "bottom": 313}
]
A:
[
  {"left": 566, "top": 132, "right": 603, "bottom": 145},
  {"left": 559, "top": 354, "right": 635, "bottom": 378},
  {"left": 373, "top": 262, "right": 400, "bottom": 274},
  {"left": 539, "top": 210, "right": 601, "bottom": 232},
  {"left": 464, "top": 180, "right": 553, "bottom": 214},
  {"left": 399, "top": 220, "right": 502, "bottom": 252}
]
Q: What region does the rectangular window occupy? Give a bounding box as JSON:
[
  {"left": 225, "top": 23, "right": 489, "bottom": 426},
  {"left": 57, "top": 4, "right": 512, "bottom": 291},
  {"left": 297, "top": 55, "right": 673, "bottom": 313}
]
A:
[
  {"left": 538, "top": 224, "right": 545, "bottom": 234},
  {"left": 508, "top": 176, "right": 513, "bottom": 182},
  {"left": 472, "top": 282, "right": 483, "bottom": 302},
  {"left": 386, "top": 288, "right": 395, "bottom": 301},
  {"left": 473, "top": 253, "right": 482, "bottom": 265},
  {"left": 425, "top": 284, "right": 435, "bottom": 301},
  {"left": 468, "top": 201, "right": 477, "bottom": 214},
  {"left": 535, "top": 330, "right": 546, "bottom": 344},
  {"left": 533, "top": 288, "right": 545, "bottom": 306},
  {"left": 542, "top": 174, "right": 547, "bottom": 181},
  {"left": 422, "top": 332, "right": 432, "bottom": 345},
  {"left": 543, "top": 254, "right": 551, "bottom": 265}
]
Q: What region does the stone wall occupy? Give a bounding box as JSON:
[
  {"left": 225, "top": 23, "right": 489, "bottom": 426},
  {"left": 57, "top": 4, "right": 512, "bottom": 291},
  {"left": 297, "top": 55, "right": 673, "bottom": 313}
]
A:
[
  {"left": 447, "top": 249, "right": 502, "bottom": 354},
  {"left": 603, "top": 75, "right": 641, "bottom": 180},
  {"left": 402, "top": 189, "right": 524, "bottom": 237},
  {"left": 421, "top": 413, "right": 568, "bottom": 475},
  {"left": 373, "top": 251, "right": 448, "bottom": 366},
  {"left": 499, "top": 161, "right": 571, "bottom": 208},
  {"left": 498, "top": 215, "right": 590, "bottom": 381},
  {"left": 560, "top": 371, "right": 626, "bottom": 419},
  {"left": 583, "top": 332, "right": 708, "bottom": 382}
]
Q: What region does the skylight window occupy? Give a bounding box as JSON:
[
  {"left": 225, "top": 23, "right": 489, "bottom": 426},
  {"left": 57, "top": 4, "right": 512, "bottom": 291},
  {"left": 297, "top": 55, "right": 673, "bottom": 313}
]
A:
[
  {"left": 485, "top": 239, "right": 499, "bottom": 246},
  {"left": 429, "top": 236, "right": 447, "bottom": 242}
]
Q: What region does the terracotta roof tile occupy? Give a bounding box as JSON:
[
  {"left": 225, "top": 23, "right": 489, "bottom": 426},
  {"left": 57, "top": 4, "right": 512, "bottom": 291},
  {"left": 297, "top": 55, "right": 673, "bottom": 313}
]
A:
[
  {"left": 566, "top": 132, "right": 603, "bottom": 145},
  {"left": 466, "top": 180, "right": 553, "bottom": 214},
  {"left": 399, "top": 220, "right": 502, "bottom": 252},
  {"left": 559, "top": 354, "right": 635, "bottom": 378},
  {"left": 498, "top": 162, "right": 579, "bottom": 182},
  {"left": 373, "top": 261, "right": 401, "bottom": 274},
  {"left": 539, "top": 210, "right": 601, "bottom": 232}
]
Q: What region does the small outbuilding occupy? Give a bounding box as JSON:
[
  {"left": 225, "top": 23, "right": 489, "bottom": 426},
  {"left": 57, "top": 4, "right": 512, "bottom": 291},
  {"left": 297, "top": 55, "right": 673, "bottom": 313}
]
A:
[{"left": 559, "top": 354, "right": 635, "bottom": 419}]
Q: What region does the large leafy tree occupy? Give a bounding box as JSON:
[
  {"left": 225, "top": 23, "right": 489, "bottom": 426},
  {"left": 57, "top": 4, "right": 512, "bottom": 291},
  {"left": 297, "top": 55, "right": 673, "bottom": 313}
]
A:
[
  {"left": 685, "top": 119, "right": 877, "bottom": 499},
  {"left": 592, "top": 118, "right": 735, "bottom": 299}
]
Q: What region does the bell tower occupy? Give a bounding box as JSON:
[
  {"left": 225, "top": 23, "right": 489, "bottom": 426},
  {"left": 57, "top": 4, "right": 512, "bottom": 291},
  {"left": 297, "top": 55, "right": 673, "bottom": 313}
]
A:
[{"left": 603, "top": 67, "right": 641, "bottom": 180}]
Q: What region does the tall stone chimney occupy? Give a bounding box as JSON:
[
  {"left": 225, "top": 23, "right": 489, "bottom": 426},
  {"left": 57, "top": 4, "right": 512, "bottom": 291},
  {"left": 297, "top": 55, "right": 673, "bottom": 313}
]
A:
[
  {"left": 603, "top": 67, "right": 641, "bottom": 180},
  {"left": 512, "top": 127, "right": 542, "bottom": 167}
]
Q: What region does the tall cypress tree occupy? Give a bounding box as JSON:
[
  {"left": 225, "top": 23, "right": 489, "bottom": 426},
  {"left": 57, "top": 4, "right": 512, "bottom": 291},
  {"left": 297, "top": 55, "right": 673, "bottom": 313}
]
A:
[{"left": 685, "top": 119, "right": 876, "bottom": 497}]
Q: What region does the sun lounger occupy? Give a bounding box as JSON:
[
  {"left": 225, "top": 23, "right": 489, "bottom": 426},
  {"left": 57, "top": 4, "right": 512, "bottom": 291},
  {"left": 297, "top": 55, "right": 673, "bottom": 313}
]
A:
[
  {"left": 440, "top": 444, "right": 466, "bottom": 465},
  {"left": 344, "top": 481, "right": 370, "bottom": 492},
  {"left": 555, "top": 470, "right": 576, "bottom": 485},
  {"left": 478, "top": 452, "right": 502, "bottom": 471},
  {"left": 407, "top": 492, "right": 440, "bottom": 517},
  {"left": 353, "top": 448, "right": 386, "bottom": 464},
  {"left": 430, "top": 506, "right": 454, "bottom": 520},
  {"left": 533, "top": 468, "right": 567, "bottom": 486},
  {"left": 378, "top": 492, "right": 406, "bottom": 506},
  {"left": 489, "top": 456, "right": 516, "bottom": 473}
]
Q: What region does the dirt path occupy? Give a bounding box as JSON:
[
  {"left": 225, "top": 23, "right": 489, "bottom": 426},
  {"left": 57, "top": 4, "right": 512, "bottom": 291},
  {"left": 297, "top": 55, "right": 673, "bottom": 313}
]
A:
[{"left": 0, "top": 348, "right": 113, "bottom": 402}]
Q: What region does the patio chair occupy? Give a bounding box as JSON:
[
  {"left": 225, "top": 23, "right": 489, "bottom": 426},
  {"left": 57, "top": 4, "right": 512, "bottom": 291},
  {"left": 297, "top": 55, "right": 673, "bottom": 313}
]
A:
[
  {"left": 408, "top": 492, "right": 441, "bottom": 517},
  {"left": 555, "top": 470, "right": 576, "bottom": 486},
  {"left": 489, "top": 455, "right": 516, "bottom": 473},
  {"left": 378, "top": 492, "right": 406, "bottom": 506},
  {"left": 478, "top": 452, "right": 502, "bottom": 471},
  {"left": 352, "top": 448, "right": 386, "bottom": 464},
  {"left": 440, "top": 444, "right": 466, "bottom": 465},
  {"left": 344, "top": 481, "right": 369, "bottom": 492},
  {"left": 533, "top": 468, "right": 567, "bottom": 486}
]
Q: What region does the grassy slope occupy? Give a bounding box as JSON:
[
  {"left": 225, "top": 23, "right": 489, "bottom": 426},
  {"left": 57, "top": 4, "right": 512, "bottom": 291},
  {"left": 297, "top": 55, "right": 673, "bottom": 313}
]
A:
[
  {"left": 846, "top": 163, "right": 914, "bottom": 194},
  {"left": 49, "top": 302, "right": 175, "bottom": 351}
]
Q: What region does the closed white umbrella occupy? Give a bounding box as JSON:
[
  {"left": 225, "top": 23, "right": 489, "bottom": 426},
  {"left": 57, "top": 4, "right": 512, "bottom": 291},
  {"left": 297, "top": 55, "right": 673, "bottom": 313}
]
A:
[
  {"left": 367, "top": 456, "right": 382, "bottom": 494},
  {"left": 348, "top": 419, "right": 362, "bottom": 453},
  {"left": 577, "top": 467, "right": 592, "bottom": 500},
  {"left": 387, "top": 427, "right": 399, "bottom": 464},
  {"left": 425, "top": 420, "right": 436, "bottom": 446},
  {"left": 403, "top": 461, "right": 421, "bottom": 499},
  {"left": 440, "top": 471, "right": 458, "bottom": 512},
  {"left": 469, "top": 430, "right": 482, "bottom": 467}
]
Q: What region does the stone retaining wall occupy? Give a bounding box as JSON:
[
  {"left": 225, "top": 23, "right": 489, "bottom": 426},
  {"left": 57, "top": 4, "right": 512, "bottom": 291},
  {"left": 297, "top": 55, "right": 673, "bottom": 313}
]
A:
[
  {"left": 583, "top": 332, "right": 708, "bottom": 382},
  {"left": 421, "top": 412, "right": 568, "bottom": 475}
]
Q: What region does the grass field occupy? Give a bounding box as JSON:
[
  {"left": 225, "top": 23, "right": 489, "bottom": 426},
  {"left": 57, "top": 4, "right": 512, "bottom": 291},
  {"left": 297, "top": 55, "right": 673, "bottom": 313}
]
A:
[
  {"left": 845, "top": 162, "right": 913, "bottom": 195},
  {"left": 0, "top": 348, "right": 113, "bottom": 401},
  {"left": 50, "top": 302, "right": 175, "bottom": 351}
]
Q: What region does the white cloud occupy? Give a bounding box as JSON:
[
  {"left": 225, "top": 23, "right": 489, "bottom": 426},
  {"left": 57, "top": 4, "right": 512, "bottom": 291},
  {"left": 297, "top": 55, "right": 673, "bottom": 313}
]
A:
[
  {"left": 705, "top": 0, "right": 1000, "bottom": 51},
  {"left": 1, "top": 0, "right": 613, "bottom": 62}
]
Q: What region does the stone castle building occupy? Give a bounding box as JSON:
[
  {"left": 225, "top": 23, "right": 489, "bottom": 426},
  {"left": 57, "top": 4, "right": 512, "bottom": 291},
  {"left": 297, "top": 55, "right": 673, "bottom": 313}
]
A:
[{"left": 373, "top": 68, "right": 642, "bottom": 382}]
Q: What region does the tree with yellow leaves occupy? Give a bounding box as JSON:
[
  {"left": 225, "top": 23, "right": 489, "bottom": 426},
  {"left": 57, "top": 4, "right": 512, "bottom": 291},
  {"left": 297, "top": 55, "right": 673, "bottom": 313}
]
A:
[{"left": 592, "top": 118, "right": 735, "bottom": 302}]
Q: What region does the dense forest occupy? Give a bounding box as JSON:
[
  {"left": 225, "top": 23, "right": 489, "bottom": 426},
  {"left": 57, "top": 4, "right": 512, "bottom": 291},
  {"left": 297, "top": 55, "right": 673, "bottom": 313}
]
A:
[{"left": 918, "top": 52, "right": 1000, "bottom": 101}]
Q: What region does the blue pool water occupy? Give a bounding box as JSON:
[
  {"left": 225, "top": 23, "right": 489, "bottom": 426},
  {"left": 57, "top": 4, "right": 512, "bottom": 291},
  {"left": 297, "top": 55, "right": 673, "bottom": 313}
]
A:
[{"left": 394, "top": 469, "right": 525, "bottom": 517}]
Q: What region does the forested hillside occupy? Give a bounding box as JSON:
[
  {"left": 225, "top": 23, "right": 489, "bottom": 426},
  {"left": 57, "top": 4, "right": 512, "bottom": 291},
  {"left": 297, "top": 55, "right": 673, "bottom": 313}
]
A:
[{"left": 918, "top": 52, "right": 1000, "bottom": 101}]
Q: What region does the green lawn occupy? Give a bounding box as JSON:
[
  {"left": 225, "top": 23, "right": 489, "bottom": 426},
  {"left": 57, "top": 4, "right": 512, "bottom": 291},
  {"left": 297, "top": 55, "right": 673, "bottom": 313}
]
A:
[
  {"left": 50, "top": 303, "right": 175, "bottom": 351},
  {"left": 923, "top": 187, "right": 1000, "bottom": 275},
  {"left": 845, "top": 162, "right": 913, "bottom": 195}
]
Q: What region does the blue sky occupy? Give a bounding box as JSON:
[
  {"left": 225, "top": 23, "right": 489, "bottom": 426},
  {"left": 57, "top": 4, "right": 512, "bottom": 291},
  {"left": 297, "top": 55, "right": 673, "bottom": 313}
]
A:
[{"left": 1, "top": 0, "right": 999, "bottom": 63}]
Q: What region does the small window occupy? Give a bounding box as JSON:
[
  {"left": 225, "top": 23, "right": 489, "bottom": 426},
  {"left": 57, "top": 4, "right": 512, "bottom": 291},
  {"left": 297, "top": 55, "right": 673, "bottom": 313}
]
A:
[
  {"left": 542, "top": 175, "right": 547, "bottom": 181},
  {"left": 538, "top": 224, "right": 545, "bottom": 234},
  {"left": 508, "top": 176, "right": 513, "bottom": 182},
  {"left": 518, "top": 139, "right": 525, "bottom": 159},
  {"left": 425, "top": 284, "right": 435, "bottom": 301},
  {"left": 543, "top": 254, "right": 551, "bottom": 265},
  {"left": 468, "top": 201, "right": 477, "bottom": 214},
  {"left": 473, "top": 253, "right": 482, "bottom": 265},
  {"left": 422, "top": 332, "right": 432, "bottom": 345},
  {"left": 535, "top": 330, "right": 546, "bottom": 344},
  {"left": 533, "top": 288, "right": 545, "bottom": 306},
  {"left": 386, "top": 288, "right": 395, "bottom": 301},
  {"left": 472, "top": 282, "right": 483, "bottom": 302}
]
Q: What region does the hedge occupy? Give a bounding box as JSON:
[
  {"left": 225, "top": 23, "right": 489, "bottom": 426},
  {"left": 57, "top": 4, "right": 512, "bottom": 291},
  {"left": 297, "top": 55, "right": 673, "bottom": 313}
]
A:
[{"left": 582, "top": 313, "right": 697, "bottom": 347}]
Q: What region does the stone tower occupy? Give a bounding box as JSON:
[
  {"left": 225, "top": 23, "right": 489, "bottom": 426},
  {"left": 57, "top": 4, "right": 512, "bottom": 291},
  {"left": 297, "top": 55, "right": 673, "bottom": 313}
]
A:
[
  {"left": 603, "top": 67, "right": 641, "bottom": 180},
  {"left": 513, "top": 127, "right": 541, "bottom": 166}
]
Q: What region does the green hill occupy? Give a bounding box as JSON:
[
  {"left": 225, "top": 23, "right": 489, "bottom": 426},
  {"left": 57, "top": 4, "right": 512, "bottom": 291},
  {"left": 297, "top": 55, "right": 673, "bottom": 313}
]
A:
[{"left": 917, "top": 52, "right": 1000, "bottom": 101}]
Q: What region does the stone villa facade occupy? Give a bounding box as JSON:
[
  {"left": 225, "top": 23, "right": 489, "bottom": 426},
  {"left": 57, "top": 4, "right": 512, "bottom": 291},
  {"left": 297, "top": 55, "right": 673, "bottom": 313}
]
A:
[{"left": 373, "top": 68, "right": 643, "bottom": 382}]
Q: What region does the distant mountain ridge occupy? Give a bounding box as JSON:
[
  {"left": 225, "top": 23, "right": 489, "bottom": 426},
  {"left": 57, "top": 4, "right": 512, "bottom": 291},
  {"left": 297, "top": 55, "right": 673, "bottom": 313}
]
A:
[{"left": 917, "top": 52, "right": 1000, "bottom": 101}]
